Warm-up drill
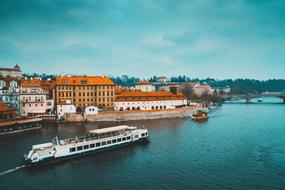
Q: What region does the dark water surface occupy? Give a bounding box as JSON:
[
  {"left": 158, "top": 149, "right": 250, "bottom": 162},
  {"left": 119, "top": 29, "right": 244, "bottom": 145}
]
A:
[{"left": 1, "top": 98, "right": 285, "bottom": 190}]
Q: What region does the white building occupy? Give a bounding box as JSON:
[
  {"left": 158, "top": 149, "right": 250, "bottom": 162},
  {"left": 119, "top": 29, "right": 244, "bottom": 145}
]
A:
[
  {"left": 114, "top": 90, "right": 187, "bottom": 111},
  {"left": 57, "top": 100, "right": 76, "bottom": 119},
  {"left": 135, "top": 80, "right": 155, "bottom": 92},
  {"left": 157, "top": 76, "right": 168, "bottom": 83},
  {"left": 20, "top": 79, "right": 54, "bottom": 116},
  {"left": 0, "top": 64, "right": 22, "bottom": 78},
  {"left": 0, "top": 77, "right": 20, "bottom": 113},
  {"left": 85, "top": 106, "right": 98, "bottom": 115}
]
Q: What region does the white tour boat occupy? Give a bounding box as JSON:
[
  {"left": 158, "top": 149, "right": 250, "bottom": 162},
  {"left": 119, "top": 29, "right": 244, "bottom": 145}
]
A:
[{"left": 24, "top": 125, "right": 149, "bottom": 166}]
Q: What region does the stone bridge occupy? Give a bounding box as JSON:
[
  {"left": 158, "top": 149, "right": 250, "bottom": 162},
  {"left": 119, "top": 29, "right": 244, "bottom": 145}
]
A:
[{"left": 223, "top": 92, "right": 285, "bottom": 103}]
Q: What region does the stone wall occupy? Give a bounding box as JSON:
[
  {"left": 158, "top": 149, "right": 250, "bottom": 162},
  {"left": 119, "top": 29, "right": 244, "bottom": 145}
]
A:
[{"left": 64, "top": 107, "right": 203, "bottom": 122}]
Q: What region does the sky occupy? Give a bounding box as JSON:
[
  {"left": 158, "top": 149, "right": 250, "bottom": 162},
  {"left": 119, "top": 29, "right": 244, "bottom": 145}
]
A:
[{"left": 0, "top": 0, "right": 285, "bottom": 79}]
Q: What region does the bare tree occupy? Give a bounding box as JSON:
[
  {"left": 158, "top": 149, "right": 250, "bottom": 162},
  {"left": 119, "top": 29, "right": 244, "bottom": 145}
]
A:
[{"left": 181, "top": 82, "right": 195, "bottom": 100}]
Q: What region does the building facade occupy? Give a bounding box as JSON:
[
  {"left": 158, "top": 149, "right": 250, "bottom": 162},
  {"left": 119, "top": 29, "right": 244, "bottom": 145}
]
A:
[
  {"left": 56, "top": 100, "right": 76, "bottom": 119},
  {"left": 0, "top": 64, "right": 22, "bottom": 78},
  {"left": 135, "top": 80, "right": 155, "bottom": 92},
  {"left": 55, "top": 76, "right": 116, "bottom": 110},
  {"left": 0, "top": 77, "right": 20, "bottom": 113},
  {"left": 19, "top": 79, "right": 54, "bottom": 116},
  {"left": 114, "top": 90, "right": 187, "bottom": 111}
]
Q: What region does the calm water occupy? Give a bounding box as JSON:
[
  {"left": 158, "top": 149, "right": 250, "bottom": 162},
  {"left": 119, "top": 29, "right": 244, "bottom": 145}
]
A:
[{"left": 1, "top": 97, "right": 285, "bottom": 190}]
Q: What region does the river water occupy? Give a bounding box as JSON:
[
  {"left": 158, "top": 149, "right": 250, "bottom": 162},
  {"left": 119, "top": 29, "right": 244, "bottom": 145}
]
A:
[{"left": 0, "top": 97, "right": 285, "bottom": 190}]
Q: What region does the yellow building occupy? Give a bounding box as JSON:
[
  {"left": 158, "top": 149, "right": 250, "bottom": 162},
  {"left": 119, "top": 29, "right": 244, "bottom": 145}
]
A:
[{"left": 55, "top": 76, "right": 115, "bottom": 110}]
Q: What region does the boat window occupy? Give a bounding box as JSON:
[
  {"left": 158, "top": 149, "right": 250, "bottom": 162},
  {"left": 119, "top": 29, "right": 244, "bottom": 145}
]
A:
[
  {"left": 112, "top": 139, "right": 117, "bottom": 143},
  {"left": 77, "top": 146, "right": 83, "bottom": 151},
  {"left": 122, "top": 137, "right": 126, "bottom": 141},
  {"left": 70, "top": 147, "right": 76, "bottom": 152},
  {"left": 142, "top": 133, "right": 145, "bottom": 137},
  {"left": 135, "top": 135, "right": 139, "bottom": 138},
  {"left": 84, "top": 145, "right": 89, "bottom": 149},
  {"left": 118, "top": 138, "right": 121, "bottom": 142},
  {"left": 107, "top": 140, "right": 111, "bottom": 144},
  {"left": 96, "top": 142, "right": 100, "bottom": 147},
  {"left": 90, "top": 144, "right": 95, "bottom": 148},
  {"left": 102, "top": 141, "right": 106, "bottom": 146},
  {"left": 127, "top": 136, "right": 130, "bottom": 140}
]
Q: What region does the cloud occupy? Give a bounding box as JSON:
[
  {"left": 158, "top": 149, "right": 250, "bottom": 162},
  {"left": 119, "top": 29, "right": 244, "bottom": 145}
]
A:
[{"left": 0, "top": 0, "right": 284, "bottom": 79}]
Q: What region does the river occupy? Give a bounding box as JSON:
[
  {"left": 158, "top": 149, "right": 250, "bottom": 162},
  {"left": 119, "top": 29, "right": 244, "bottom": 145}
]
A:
[{"left": 0, "top": 97, "right": 285, "bottom": 190}]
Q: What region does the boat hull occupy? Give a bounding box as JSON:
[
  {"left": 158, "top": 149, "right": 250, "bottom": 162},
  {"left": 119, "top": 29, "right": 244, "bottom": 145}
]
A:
[
  {"left": 0, "top": 121, "right": 41, "bottom": 136},
  {"left": 24, "top": 138, "right": 148, "bottom": 167}
]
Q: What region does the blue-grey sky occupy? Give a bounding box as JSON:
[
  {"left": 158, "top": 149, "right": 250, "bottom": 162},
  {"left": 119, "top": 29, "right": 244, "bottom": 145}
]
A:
[{"left": 0, "top": 0, "right": 285, "bottom": 79}]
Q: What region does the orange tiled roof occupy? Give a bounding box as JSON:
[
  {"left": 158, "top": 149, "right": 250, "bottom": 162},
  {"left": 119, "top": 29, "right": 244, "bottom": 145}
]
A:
[
  {"left": 56, "top": 76, "right": 115, "bottom": 86},
  {"left": 0, "top": 102, "right": 16, "bottom": 112},
  {"left": 21, "top": 79, "right": 41, "bottom": 87},
  {"left": 41, "top": 80, "right": 55, "bottom": 90},
  {"left": 136, "top": 80, "right": 152, "bottom": 85}
]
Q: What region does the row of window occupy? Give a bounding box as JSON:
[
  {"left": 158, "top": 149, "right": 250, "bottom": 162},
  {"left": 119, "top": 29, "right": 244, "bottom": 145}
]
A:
[
  {"left": 69, "top": 136, "right": 131, "bottom": 153},
  {"left": 120, "top": 105, "right": 167, "bottom": 111},
  {"left": 57, "top": 91, "right": 114, "bottom": 98},
  {"left": 58, "top": 86, "right": 115, "bottom": 90}
]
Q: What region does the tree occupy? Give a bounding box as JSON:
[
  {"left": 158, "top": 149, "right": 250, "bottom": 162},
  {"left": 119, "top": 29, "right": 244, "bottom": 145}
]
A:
[{"left": 181, "top": 82, "right": 194, "bottom": 100}]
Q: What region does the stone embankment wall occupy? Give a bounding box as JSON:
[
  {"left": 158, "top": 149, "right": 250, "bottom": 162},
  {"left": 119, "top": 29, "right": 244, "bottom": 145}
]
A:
[{"left": 64, "top": 107, "right": 203, "bottom": 122}]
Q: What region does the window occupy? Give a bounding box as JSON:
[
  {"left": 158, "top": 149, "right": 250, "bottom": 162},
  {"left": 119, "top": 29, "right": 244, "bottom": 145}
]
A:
[
  {"left": 135, "top": 135, "right": 139, "bottom": 138},
  {"left": 107, "top": 140, "right": 111, "bottom": 144},
  {"left": 122, "top": 137, "right": 126, "bottom": 141},
  {"left": 70, "top": 147, "right": 76, "bottom": 152},
  {"left": 118, "top": 138, "right": 121, "bottom": 142},
  {"left": 112, "top": 139, "right": 117, "bottom": 143},
  {"left": 96, "top": 142, "right": 101, "bottom": 147},
  {"left": 102, "top": 141, "right": 106, "bottom": 146},
  {"left": 84, "top": 145, "right": 89, "bottom": 149},
  {"left": 127, "top": 136, "right": 131, "bottom": 140},
  {"left": 90, "top": 144, "right": 95, "bottom": 148},
  {"left": 77, "top": 146, "right": 83, "bottom": 151}
]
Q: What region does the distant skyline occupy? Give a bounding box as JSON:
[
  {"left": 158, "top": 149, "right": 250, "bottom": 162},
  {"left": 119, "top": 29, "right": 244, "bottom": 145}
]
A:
[{"left": 0, "top": 0, "right": 285, "bottom": 79}]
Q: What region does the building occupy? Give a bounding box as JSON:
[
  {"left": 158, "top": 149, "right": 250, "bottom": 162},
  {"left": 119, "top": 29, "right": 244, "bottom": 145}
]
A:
[
  {"left": 191, "top": 82, "right": 214, "bottom": 96},
  {"left": 114, "top": 89, "right": 187, "bottom": 111},
  {"left": 55, "top": 75, "right": 116, "bottom": 110},
  {"left": 0, "top": 102, "right": 16, "bottom": 121},
  {"left": 0, "top": 77, "right": 20, "bottom": 113},
  {"left": 213, "top": 86, "right": 231, "bottom": 94},
  {"left": 19, "top": 79, "right": 54, "bottom": 116},
  {"left": 0, "top": 64, "right": 22, "bottom": 78},
  {"left": 157, "top": 76, "right": 168, "bottom": 83},
  {"left": 56, "top": 100, "right": 76, "bottom": 119},
  {"left": 85, "top": 106, "right": 98, "bottom": 115},
  {"left": 135, "top": 80, "right": 155, "bottom": 92}
]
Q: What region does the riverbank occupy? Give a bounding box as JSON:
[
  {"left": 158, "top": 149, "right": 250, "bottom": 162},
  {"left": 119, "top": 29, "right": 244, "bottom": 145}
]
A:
[{"left": 63, "top": 106, "right": 204, "bottom": 122}]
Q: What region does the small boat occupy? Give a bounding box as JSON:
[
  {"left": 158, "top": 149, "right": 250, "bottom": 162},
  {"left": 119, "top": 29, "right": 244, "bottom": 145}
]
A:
[
  {"left": 191, "top": 111, "right": 208, "bottom": 121},
  {"left": 24, "top": 125, "right": 149, "bottom": 166},
  {"left": 0, "top": 117, "right": 42, "bottom": 136}
]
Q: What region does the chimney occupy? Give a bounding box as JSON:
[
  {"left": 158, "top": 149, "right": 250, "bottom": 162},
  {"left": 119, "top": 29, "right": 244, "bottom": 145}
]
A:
[{"left": 170, "top": 86, "right": 178, "bottom": 94}]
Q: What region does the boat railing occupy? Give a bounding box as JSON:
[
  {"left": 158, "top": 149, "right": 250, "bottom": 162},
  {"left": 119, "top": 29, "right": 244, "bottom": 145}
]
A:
[{"left": 59, "top": 131, "right": 133, "bottom": 146}]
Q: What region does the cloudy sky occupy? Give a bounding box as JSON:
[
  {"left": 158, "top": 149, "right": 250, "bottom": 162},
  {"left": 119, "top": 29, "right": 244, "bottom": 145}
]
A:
[{"left": 0, "top": 0, "right": 285, "bottom": 79}]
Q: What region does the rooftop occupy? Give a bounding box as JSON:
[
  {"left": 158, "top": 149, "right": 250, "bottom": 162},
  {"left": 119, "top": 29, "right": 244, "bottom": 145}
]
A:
[
  {"left": 56, "top": 75, "right": 115, "bottom": 86},
  {"left": 21, "top": 79, "right": 42, "bottom": 87},
  {"left": 89, "top": 125, "right": 134, "bottom": 134}
]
